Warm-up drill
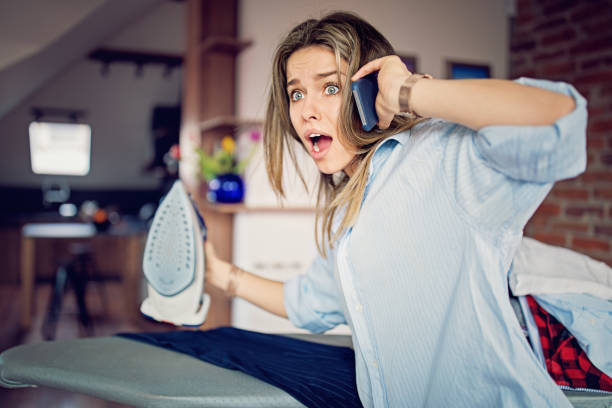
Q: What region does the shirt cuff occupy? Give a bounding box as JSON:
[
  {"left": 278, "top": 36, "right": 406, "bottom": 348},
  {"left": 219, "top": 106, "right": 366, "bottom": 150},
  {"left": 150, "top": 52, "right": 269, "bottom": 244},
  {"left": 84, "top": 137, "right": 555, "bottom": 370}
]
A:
[
  {"left": 475, "top": 77, "right": 587, "bottom": 183},
  {"left": 283, "top": 276, "right": 338, "bottom": 334}
]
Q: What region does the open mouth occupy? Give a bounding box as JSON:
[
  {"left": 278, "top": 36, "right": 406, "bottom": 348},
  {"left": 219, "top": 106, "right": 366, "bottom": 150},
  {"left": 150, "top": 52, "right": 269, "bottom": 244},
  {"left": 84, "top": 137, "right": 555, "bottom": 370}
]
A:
[{"left": 309, "top": 133, "right": 333, "bottom": 155}]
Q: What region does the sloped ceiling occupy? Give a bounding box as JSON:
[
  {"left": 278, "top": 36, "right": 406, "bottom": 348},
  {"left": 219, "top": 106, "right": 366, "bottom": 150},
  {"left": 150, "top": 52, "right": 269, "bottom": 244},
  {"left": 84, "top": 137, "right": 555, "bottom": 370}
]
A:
[
  {"left": 0, "top": 0, "right": 105, "bottom": 71},
  {"left": 0, "top": 0, "right": 163, "bottom": 119}
]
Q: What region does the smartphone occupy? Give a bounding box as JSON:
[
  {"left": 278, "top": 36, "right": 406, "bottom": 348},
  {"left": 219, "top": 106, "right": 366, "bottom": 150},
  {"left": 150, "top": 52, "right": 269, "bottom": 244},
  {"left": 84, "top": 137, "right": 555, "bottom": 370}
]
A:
[{"left": 351, "top": 73, "right": 379, "bottom": 131}]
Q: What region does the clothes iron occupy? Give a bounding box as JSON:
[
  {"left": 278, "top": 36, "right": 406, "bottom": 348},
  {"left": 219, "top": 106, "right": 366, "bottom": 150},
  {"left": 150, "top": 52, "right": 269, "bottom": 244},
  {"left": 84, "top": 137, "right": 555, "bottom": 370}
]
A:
[{"left": 140, "top": 180, "right": 210, "bottom": 326}]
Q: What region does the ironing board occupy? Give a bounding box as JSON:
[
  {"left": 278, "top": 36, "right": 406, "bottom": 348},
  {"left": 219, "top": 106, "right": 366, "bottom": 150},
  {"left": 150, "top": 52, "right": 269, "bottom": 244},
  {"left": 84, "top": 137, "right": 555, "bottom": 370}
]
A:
[
  {"left": 1, "top": 333, "right": 611, "bottom": 408},
  {"left": 0, "top": 333, "right": 350, "bottom": 407}
]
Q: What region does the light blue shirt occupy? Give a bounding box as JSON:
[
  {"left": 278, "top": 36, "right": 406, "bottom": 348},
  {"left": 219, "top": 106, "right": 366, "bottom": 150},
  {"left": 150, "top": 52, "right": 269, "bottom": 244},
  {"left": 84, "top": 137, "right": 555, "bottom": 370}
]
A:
[{"left": 284, "top": 78, "right": 587, "bottom": 407}]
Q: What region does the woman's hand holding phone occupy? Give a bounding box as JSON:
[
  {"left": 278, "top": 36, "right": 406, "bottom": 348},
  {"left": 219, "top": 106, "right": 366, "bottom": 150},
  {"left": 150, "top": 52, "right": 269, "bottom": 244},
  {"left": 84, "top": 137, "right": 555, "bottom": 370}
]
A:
[{"left": 352, "top": 55, "right": 412, "bottom": 129}]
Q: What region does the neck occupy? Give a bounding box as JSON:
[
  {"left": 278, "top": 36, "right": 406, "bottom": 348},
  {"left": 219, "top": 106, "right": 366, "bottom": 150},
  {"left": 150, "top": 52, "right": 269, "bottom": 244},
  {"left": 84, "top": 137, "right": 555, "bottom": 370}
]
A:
[{"left": 343, "top": 157, "right": 360, "bottom": 178}]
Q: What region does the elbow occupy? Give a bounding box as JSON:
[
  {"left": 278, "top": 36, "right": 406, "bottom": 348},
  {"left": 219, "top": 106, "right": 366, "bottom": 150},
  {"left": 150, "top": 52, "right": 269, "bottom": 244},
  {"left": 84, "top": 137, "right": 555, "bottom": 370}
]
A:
[
  {"left": 559, "top": 94, "right": 576, "bottom": 118},
  {"left": 545, "top": 94, "right": 576, "bottom": 126}
]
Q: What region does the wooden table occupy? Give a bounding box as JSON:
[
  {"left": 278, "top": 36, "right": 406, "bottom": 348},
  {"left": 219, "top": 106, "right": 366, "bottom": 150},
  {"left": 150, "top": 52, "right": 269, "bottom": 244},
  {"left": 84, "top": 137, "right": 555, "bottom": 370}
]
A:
[{"left": 20, "top": 222, "right": 145, "bottom": 329}]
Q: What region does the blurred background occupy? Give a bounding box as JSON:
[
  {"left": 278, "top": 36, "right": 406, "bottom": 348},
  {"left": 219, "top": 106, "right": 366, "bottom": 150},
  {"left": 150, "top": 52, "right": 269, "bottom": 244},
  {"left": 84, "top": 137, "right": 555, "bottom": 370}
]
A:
[{"left": 0, "top": 0, "right": 610, "bottom": 405}]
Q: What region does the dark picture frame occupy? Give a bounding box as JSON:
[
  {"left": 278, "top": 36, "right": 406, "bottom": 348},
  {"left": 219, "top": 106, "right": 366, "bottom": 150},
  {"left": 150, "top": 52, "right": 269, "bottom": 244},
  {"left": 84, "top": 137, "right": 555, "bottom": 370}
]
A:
[
  {"left": 446, "top": 60, "right": 491, "bottom": 79},
  {"left": 398, "top": 54, "right": 418, "bottom": 74}
]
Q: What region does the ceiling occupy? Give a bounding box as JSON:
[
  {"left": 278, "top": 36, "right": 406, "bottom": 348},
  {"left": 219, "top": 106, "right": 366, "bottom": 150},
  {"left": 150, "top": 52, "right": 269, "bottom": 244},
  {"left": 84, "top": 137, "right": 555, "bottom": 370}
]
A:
[
  {"left": 0, "top": 0, "right": 164, "bottom": 119},
  {"left": 0, "top": 0, "right": 106, "bottom": 71}
]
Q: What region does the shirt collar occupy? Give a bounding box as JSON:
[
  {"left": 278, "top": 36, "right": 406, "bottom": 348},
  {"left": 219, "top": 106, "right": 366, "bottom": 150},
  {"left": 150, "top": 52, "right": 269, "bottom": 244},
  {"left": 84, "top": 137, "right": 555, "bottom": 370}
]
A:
[{"left": 366, "top": 130, "right": 410, "bottom": 184}]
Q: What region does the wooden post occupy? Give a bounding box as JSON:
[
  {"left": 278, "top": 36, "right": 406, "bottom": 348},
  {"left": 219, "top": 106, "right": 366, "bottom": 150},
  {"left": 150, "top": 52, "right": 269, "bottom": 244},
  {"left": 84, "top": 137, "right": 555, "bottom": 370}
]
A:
[{"left": 180, "top": 0, "right": 242, "bottom": 329}]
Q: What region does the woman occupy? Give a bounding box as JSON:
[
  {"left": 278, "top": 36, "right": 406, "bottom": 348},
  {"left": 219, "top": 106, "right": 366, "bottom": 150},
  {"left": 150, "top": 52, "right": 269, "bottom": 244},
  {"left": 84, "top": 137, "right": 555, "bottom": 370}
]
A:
[{"left": 205, "top": 11, "right": 586, "bottom": 407}]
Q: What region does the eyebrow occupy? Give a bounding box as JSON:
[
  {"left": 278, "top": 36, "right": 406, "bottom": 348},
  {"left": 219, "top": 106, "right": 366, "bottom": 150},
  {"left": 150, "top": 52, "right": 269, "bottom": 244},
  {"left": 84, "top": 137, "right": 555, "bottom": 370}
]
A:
[{"left": 287, "top": 70, "right": 340, "bottom": 87}]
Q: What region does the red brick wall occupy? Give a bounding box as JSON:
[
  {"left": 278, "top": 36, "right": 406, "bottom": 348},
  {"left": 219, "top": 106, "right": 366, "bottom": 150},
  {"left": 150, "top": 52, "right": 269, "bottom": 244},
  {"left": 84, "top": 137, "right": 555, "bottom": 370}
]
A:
[{"left": 511, "top": 0, "right": 612, "bottom": 265}]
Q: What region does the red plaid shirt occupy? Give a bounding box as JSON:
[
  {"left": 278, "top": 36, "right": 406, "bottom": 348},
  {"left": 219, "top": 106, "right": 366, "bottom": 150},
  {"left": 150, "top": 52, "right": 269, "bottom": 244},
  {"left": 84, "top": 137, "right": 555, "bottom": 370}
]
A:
[{"left": 526, "top": 295, "right": 612, "bottom": 392}]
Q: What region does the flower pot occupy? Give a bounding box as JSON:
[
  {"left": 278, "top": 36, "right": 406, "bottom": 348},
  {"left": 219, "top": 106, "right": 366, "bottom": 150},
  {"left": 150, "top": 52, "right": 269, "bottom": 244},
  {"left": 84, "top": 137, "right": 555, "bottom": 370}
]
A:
[{"left": 207, "top": 173, "right": 244, "bottom": 203}]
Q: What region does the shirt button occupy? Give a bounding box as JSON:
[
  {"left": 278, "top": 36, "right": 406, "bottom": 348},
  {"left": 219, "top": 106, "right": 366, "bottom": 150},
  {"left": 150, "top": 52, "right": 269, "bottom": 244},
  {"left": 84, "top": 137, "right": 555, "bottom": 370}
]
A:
[
  {"left": 372, "top": 360, "right": 378, "bottom": 368},
  {"left": 356, "top": 303, "right": 363, "bottom": 312}
]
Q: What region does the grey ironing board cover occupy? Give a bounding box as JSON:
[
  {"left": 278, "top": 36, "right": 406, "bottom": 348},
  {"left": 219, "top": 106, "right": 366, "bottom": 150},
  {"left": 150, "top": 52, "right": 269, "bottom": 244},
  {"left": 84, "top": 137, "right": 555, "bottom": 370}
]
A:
[
  {"left": 0, "top": 333, "right": 351, "bottom": 408},
  {"left": 1, "top": 333, "right": 611, "bottom": 408}
]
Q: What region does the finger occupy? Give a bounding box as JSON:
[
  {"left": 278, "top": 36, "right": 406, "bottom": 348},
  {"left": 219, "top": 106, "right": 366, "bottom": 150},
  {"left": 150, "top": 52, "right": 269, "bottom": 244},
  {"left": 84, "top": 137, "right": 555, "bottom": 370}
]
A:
[
  {"left": 351, "top": 57, "right": 386, "bottom": 81},
  {"left": 375, "top": 95, "right": 393, "bottom": 130},
  {"left": 378, "top": 117, "right": 392, "bottom": 130}
]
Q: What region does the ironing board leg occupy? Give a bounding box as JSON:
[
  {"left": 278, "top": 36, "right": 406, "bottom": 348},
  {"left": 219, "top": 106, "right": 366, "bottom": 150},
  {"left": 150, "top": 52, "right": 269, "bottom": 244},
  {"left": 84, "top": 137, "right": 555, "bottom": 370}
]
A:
[
  {"left": 70, "top": 258, "right": 93, "bottom": 335},
  {"left": 41, "top": 265, "right": 68, "bottom": 340}
]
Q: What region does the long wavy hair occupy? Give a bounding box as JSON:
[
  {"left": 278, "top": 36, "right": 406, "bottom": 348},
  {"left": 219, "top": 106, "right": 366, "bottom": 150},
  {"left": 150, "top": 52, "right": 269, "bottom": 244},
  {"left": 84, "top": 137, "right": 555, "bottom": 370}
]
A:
[{"left": 264, "top": 12, "right": 422, "bottom": 256}]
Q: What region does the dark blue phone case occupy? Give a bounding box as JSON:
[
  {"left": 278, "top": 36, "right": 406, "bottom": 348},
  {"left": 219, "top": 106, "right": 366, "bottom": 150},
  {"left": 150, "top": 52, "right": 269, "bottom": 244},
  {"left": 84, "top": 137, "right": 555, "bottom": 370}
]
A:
[{"left": 351, "top": 73, "right": 378, "bottom": 131}]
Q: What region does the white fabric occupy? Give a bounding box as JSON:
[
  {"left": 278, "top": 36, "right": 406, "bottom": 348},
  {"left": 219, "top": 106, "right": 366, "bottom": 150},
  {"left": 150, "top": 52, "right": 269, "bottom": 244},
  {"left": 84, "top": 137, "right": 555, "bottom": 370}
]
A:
[{"left": 510, "top": 237, "right": 612, "bottom": 299}]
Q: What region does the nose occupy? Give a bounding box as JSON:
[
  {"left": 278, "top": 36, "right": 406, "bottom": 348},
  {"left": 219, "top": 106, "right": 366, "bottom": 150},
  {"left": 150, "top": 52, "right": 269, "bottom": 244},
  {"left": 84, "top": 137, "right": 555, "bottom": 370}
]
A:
[{"left": 301, "top": 94, "right": 321, "bottom": 122}]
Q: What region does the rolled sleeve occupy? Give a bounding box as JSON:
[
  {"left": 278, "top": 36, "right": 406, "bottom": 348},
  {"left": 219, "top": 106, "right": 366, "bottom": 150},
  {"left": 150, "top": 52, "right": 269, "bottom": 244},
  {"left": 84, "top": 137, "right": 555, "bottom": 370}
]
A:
[
  {"left": 283, "top": 251, "right": 346, "bottom": 333},
  {"left": 474, "top": 77, "right": 587, "bottom": 183}
]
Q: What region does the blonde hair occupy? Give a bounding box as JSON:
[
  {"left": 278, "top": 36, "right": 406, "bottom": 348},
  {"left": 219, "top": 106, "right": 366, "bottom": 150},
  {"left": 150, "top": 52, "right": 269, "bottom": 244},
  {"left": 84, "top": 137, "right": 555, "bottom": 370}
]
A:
[{"left": 264, "top": 12, "right": 422, "bottom": 256}]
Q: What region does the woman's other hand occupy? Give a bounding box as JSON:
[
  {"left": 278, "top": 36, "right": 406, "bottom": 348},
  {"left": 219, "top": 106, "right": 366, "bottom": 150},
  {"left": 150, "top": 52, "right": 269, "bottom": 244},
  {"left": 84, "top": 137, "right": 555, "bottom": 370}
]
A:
[
  {"left": 352, "top": 55, "right": 411, "bottom": 129},
  {"left": 204, "top": 241, "right": 288, "bottom": 317}
]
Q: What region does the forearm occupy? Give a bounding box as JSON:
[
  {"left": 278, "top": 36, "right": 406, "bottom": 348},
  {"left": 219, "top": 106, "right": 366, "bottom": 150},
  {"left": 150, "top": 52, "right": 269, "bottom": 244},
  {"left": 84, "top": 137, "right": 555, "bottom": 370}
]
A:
[
  {"left": 410, "top": 78, "right": 576, "bottom": 130},
  {"left": 205, "top": 242, "right": 288, "bottom": 318},
  {"left": 232, "top": 267, "right": 288, "bottom": 318}
]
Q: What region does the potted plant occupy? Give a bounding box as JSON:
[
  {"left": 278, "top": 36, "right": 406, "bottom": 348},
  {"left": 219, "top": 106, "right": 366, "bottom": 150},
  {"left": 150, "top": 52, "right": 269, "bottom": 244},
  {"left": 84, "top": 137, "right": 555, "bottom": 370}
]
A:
[{"left": 195, "top": 131, "right": 260, "bottom": 203}]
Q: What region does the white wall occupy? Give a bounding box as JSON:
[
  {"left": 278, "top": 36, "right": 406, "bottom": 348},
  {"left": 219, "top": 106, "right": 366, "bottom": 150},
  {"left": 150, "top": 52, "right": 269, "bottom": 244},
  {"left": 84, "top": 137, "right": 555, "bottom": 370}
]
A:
[
  {"left": 0, "top": 1, "right": 184, "bottom": 189},
  {"left": 238, "top": 0, "right": 509, "bottom": 121},
  {"left": 237, "top": 0, "right": 509, "bottom": 206}
]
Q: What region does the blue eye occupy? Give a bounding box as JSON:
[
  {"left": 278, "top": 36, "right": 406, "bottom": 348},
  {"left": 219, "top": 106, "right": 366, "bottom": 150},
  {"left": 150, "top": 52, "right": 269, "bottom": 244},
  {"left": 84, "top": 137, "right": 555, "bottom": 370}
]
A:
[
  {"left": 291, "top": 90, "right": 304, "bottom": 102},
  {"left": 325, "top": 85, "right": 340, "bottom": 95}
]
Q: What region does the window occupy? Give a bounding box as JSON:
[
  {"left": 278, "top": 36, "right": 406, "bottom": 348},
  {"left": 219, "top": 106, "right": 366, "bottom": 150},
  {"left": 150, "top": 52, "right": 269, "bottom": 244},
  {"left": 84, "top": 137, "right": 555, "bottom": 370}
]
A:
[{"left": 29, "top": 121, "right": 91, "bottom": 176}]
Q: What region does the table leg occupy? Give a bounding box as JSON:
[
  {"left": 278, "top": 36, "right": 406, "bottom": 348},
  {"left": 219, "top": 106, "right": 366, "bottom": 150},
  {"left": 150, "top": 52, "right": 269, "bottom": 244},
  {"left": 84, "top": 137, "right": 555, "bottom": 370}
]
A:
[
  {"left": 20, "top": 237, "right": 34, "bottom": 330},
  {"left": 123, "top": 235, "right": 143, "bottom": 322}
]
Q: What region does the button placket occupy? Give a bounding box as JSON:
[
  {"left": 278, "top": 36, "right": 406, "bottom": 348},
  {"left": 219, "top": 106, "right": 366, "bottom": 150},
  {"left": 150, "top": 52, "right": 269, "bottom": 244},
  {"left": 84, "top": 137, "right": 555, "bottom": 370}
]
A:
[{"left": 336, "top": 232, "right": 386, "bottom": 406}]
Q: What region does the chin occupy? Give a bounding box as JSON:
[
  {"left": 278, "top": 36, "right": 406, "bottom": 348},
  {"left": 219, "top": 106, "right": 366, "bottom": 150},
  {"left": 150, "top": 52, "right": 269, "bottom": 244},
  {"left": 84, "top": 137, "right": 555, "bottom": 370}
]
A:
[
  {"left": 317, "top": 167, "right": 336, "bottom": 175},
  {"left": 316, "top": 162, "right": 347, "bottom": 175}
]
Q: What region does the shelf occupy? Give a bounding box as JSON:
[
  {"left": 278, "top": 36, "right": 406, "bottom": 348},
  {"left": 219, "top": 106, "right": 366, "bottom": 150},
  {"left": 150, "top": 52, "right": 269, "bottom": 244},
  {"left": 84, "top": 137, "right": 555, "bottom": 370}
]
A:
[
  {"left": 199, "top": 116, "right": 262, "bottom": 133},
  {"left": 88, "top": 48, "right": 183, "bottom": 76},
  {"left": 198, "top": 36, "right": 252, "bottom": 55},
  {"left": 202, "top": 202, "right": 316, "bottom": 214},
  {"left": 89, "top": 48, "right": 183, "bottom": 65}
]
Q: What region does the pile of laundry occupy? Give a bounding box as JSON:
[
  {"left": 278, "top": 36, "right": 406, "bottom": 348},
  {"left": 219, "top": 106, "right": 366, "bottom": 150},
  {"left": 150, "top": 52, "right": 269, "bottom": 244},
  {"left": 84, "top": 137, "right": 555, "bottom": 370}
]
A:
[{"left": 510, "top": 237, "right": 612, "bottom": 393}]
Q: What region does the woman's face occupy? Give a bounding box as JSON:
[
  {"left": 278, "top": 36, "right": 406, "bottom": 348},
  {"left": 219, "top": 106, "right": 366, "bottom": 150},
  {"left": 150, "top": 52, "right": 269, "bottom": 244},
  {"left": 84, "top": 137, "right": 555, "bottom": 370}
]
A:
[{"left": 286, "top": 45, "right": 357, "bottom": 176}]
